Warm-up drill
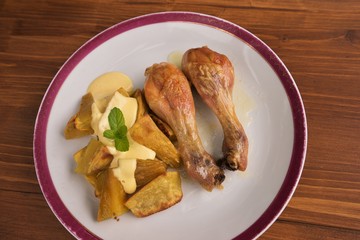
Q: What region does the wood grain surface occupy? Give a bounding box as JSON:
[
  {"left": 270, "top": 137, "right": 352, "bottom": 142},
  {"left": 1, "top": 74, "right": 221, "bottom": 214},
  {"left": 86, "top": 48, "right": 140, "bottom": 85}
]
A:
[{"left": 1, "top": 0, "right": 359, "bottom": 239}]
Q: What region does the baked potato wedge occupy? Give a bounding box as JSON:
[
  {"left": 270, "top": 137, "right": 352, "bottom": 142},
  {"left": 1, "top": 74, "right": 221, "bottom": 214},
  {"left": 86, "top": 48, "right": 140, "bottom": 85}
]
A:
[
  {"left": 135, "top": 159, "right": 167, "bottom": 188},
  {"left": 132, "top": 89, "right": 148, "bottom": 119},
  {"left": 83, "top": 171, "right": 106, "bottom": 198},
  {"left": 97, "top": 169, "right": 128, "bottom": 221},
  {"left": 85, "top": 173, "right": 97, "bottom": 190},
  {"left": 74, "top": 146, "right": 108, "bottom": 197},
  {"left": 73, "top": 146, "right": 86, "bottom": 165},
  {"left": 125, "top": 171, "right": 182, "bottom": 217},
  {"left": 74, "top": 138, "right": 113, "bottom": 175},
  {"left": 93, "top": 170, "right": 106, "bottom": 198},
  {"left": 132, "top": 89, "right": 176, "bottom": 141},
  {"left": 149, "top": 113, "right": 176, "bottom": 141},
  {"left": 129, "top": 114, "right": 180, "bottom": 168},
  {"left": 64, "top": 92, "right": 94, "bottom": 139},
  {"left": 117, "top": 87, "right": 130, "bottom": 97}
]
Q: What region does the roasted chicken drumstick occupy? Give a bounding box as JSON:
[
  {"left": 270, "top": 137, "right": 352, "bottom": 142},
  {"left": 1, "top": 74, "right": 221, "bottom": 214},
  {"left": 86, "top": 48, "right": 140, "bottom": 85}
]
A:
[
  {"left": 144, "top": 62, "right": 225, "bottom": 191},
  {"left": 182, "top": 46, "right": 249, "bottom": 171}
]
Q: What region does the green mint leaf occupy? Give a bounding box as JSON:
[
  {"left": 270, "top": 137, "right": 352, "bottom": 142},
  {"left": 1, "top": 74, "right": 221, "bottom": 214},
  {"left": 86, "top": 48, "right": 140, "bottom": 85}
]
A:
[
  {"left": 103, "top": 130, "right": 116, "bottom": 139},
  {"left": 115, "top": 137, "right": 129, "bottom": 152},
  {"left": 118, "top": 125, "right": 127, "bottom": 137},
  {"left": 113, "top": 126, "right": 127, "bottom": 139},
  {"left": 114, "top": 131, "right": 122, "bottom": 139},
  {"left": 108, "top": 107, "right": 125, "bottom": 131},
  {"left": 103, "top": 107, "right": 129, "bottom": 152}
]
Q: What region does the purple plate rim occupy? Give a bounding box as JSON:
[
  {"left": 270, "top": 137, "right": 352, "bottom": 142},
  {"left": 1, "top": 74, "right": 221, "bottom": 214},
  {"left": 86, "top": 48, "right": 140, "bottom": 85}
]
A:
[{"left": 33, "top": 11, "right": 307, "bottom": 240}]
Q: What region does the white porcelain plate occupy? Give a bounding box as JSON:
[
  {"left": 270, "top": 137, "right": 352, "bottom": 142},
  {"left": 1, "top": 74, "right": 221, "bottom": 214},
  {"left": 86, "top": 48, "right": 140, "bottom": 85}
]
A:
[{"left": 34, "top": 12, "right": 307, "bottom": 240}]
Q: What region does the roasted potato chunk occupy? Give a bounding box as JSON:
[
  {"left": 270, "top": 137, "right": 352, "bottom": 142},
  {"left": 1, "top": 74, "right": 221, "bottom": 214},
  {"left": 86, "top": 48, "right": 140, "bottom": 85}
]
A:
[
  {"left": 73, "top": 146, "right": 86, "bottom": 164},
  {"left": 149, "top": 113, "right": 176, "bottom": 141},
  {"left": 132, "top": 89, "right": 148, "bottom": 120},
  {"left": 135, "top": 159, "right": 167, "bottom": 188},
  {"left": 93, "top": 170, "right": 106, "bottom": 198},
  {"left": 125, "top": 172, "right": 182, "bottom": 217},
  {"left": 129, "top": 114, "right": 180, "bottom": 168},
  {"left": 75, "top": 92, "right": 94, "bottom": 130},
  {"left": 64, "top": 116, "right": 93, "bottom": 139},
  {"left": 83, "top": 170, "right": 107, "bottom": 198},
  {"left": 117, "top": 87, "right": 130, "bottom": 97},
  {"left": 64, "top": 93, "right": 94, "bottom": 139},
  {"left": 74, "top": 138, "right": 113, "bottom": 175},
  {"left": 74, "top": 145, "right": 108, "bottom": 196},
  {"left": 132, "top": 89, "right": 176, "bottom": 141},
  {"left": 97, "top": 169, "right": 128, "bottom": 221},
  {"left": 85, "top": 173, "right": 97, "bottom": 189}
]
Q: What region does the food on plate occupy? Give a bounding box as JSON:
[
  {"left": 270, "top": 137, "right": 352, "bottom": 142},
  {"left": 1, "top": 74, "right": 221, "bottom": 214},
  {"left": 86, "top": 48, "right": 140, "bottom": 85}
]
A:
[
  {"left": 135, "top": 159, "right": 167, "bottom": 187},
  {"left": 125, "top": 171, "right": 182, "bottom": 217},
  {"left": 132, "top": 89, "right": 176, "bottom": 141},
  {"left": 66, "top": 71, "right": 182, "bottom": 221},
  {"left": 65, "top": 46, "right": 249, "bottom": 222},
  {"left": 73, "top": 138, "right": 112, "bottom": 175},
  {"left": 129, "top": 114, "right": 180, "bottom": 168},
  {"left": 182, "top": 46, "right": 249, "bottom": 171},
  {"left": 97, "top": 169, "right": 128, "bottom": 221},
  {"left": 64, "top": 92, "right": 94, "bottom": 139},
  {"left": 129, "top": 89, "right": 180, "bottom": 167},
  {"left": 132, "top": 89, "right": 147, "bottom": 119},
  {"left": 91, "top": 90, "right": 137, "bottom": 149},
  {"left": 84, "top": 158, "right": 167, "bottom": 196},
  {"left": 87, "top": 72, "right": 133, "bottom": 112},
  {"left": 149, "top": 113, "right": 176, "bottom": 141},
  {"left": 144, "top": 62, "right": 225, "bottom": 191}
]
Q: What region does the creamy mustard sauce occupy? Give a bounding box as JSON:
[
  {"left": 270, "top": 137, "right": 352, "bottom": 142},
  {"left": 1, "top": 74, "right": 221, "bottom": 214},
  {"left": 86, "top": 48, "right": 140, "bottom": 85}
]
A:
[
  {"left": 107, "top": 134, "right": 155, "bottom": 194},
  {"left": 91, "top": 91, "right": 137, "bottom": 146},
  {"left": 90, "top": 73, "right": 155, "bottom": 194},
  {"left": 112, "top": 158, "right": 137, "bottom": 194},
  {"left": 107, "top": 134, "right": 156, "bottom": 160},
  {"left": 109, "top": 137, "right": 156, "bottom": 194},
  {"left": 87, "top": 72, "right": 134, "bottom": 112}
]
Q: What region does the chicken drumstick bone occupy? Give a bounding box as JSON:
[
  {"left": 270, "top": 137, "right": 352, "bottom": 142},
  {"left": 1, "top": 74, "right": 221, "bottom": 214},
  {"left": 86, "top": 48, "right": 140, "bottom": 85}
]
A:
[
  {"left": 144, "top": 62, "right": 225, "bottom": 191},
  {"left": 182, "top": 46, "right": 249, "bottom": 171}
]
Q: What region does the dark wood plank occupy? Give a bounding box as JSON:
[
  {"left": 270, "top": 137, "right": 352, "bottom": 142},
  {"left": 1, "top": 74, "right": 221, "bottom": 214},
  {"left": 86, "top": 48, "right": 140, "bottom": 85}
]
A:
[
  {"left": 261, "top": 220, "right": 360, "bottom": 240},
  {"left": 0, "top": 190, "right": 73, "bottom": 240}
]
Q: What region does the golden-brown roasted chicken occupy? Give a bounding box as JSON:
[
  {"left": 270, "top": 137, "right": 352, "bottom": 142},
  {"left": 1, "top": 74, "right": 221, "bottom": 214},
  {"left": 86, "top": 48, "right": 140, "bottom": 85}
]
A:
[
  {"left": 144, "top": 62, "right": 225, "bottom": 191},
  {"left": 182, "top": 46, "right": 248, "bottom": 171}
]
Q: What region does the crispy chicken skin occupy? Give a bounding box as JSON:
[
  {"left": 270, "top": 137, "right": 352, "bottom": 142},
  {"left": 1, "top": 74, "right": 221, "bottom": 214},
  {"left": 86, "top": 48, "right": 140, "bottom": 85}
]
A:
[
  {"left": 144, "top": 62, "right": 225, "bottom": 191},
  {"left": 182, "top": 46, "right": 249, "bottom": 171}
]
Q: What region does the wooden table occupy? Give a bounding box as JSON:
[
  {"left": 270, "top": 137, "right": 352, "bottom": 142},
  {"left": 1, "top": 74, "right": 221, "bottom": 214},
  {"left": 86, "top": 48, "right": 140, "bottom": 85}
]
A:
[{"left": 1, "top": 1, "right": 359, "bottom": 239}]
